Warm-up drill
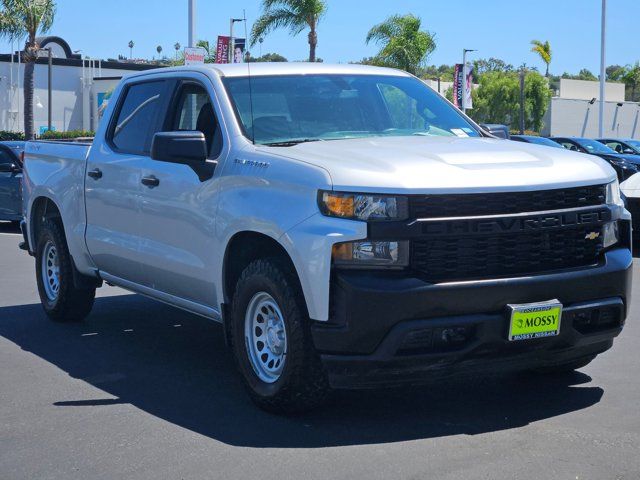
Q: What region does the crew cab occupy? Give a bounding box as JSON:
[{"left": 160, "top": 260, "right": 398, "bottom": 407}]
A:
[{"left": 21, "top": 64, "right": 633, "bottom": 412}]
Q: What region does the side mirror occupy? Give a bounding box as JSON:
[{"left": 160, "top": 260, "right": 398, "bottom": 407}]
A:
[
  {"left": 150, "top": 131, "right": 208, "bottom": 164},
  {"left": 623, "top": 148, "right": 636, "bottom": 155},
  {"left": 0, "top": 163, "right": 20, "bottom": 174}
]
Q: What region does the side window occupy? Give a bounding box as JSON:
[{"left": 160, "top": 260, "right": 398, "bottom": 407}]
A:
[
  {"left": 606, "top": 141, "right": 623, "bottom": 153},
  {"left": 0, "top": 149, "right": 14, "bottom": 166},
  {"left": 111, "top": 81, "right": 165, "bottom": 154},
  {"left": 172, "top": 83, "right": 222, "bottom": 158}
]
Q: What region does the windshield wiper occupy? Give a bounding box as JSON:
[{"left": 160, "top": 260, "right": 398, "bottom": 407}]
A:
[{"left": 262, "top": 138, "right": 324, "bottom": 147}]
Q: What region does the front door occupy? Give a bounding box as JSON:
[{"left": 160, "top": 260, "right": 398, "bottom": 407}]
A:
[
  {"left": 135, "top": 77, "right": 225, "bottom": 309},
  {"left": 85, "top": 79, "right": 171, "bottom": 284}
]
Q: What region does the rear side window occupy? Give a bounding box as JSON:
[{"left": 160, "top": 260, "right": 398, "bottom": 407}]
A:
[{"left": 111, "top": 81, "right": 165, "bottom": 154}]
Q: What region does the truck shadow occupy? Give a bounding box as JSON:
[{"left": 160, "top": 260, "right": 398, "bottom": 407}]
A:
[{"left": 0, "top": 294, "right": 604, "bottom": 448}]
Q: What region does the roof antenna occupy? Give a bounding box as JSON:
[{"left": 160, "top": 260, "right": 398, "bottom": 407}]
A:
[{"left": 243, "top": 9, "right": 256, "bottom": 145}]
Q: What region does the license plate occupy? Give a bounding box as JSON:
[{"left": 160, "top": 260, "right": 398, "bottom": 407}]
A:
[{"left": 508, "top": 300, "right": 563, "bottom": 341}]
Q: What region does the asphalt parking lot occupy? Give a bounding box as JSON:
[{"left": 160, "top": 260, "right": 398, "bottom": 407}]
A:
[{"left": 1, "top": 221, "right": 639, "bottom": 480}]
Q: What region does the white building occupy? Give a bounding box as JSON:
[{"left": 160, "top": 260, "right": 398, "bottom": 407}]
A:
[
  {"left": 542, "top": 79, "right": 639, "bottom": 139},
  {"left": 0, "top": 36, "right": 156, "bottom": 134}
]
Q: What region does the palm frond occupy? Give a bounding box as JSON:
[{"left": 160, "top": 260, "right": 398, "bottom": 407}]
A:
[{"left": 251, "top": 7, "right": 303, "bottom": 46}]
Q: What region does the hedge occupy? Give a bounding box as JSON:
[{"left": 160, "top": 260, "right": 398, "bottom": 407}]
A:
[
  {"left": 0, "top": 130, "right": 96, "bottom": 141},
  {"left": 0, "top": 131, "right": 25, "bottom": 141},
  {"left": 40, "top": 130, "right": 95, "bottom": 140}
]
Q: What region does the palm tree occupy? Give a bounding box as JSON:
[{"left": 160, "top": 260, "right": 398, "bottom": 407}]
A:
[
  {"left": 531, "top": 40, "right": 552, "bottom": 77},
  {"left": 251, "top": 0, "right": 327, "bottom": 62},
  {"left": 366, "top": 14, "right": 436, "bottom": 75},
  {"left": 0, "top": 0, "right": 56, "bottom": 139}
]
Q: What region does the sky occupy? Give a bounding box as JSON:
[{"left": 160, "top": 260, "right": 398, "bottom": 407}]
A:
[{"left": 1, "top": 0, "right": 638, "bottom": 75}]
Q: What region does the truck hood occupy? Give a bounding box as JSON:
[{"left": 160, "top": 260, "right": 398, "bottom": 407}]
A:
[{"left": 263, "top": 136, "right": 616, "bottom": 193}]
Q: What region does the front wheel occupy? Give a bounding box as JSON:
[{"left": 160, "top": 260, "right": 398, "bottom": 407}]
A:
[
  {"left": 230, "top": 257, "right": 329, "bottom": 413},
  {"left": 35, "top": 219, "right": 96, "bottom": 322}
]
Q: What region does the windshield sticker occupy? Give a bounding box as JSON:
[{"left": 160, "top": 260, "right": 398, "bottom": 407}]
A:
[{"left": 451, "top": 129, "right": 469, "bottom": 138}]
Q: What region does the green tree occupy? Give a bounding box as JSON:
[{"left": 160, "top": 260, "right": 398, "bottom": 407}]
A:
[
  {"left": 622, "top": 62, "right": 640, "bottom": 102},
  {"left": 249, "top": 52, "right": 288, "bottom": 62},
  {"left": 530, "top": 39, "right": 552, "bottom": 77},
  {"left": 196, "top": 39, "right": 216, "bottom": 63},
  {"left": 562, "top": 69, "right": 598, "bottom": 81},
  {"left": 250, "top": 0, "right": 327, "bottom": 62},
  {"left": 365, "top": 14, "right": 436, "bottom": 75},
  {"left": 607, "top": 64, "right": 626, "bottom": 81},
  {"left": 473, "top": 57, "right": 514, "bottom": 80},
  {"left": 470, "top": 70, "right": 551, "bottom": 132},
  {"left": 0, "top": 0, "right": 56, "bottom": 139}
]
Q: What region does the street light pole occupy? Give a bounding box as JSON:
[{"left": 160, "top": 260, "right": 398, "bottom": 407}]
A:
[
  {"left": 598, "top": 0, "right": 607, "bottom": 137},
  {"left": 188, "top": 0, "right": 196, "bottom": 47},
  {"left": 229, "top": 17, "right": 244, "bottom": 63},
  {"left": 47, "top": 48, "right": 52, "bottom": 132},
  {"left": 462, "top": 49, "right": 476, "bottom": 114}
]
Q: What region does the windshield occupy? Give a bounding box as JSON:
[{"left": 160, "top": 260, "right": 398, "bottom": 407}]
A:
[
  {"left": 625, "top": 140, "right": 640, "bottom": 151},
  {"left": 223, "top": 74, "right": 481, "bottom": 145},
  {"left": 577, "top": 138, "right": 617, "bottom": 154}
]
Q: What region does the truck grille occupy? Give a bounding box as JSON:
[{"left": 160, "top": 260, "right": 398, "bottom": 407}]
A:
[
  {"left": 409, "top": 185, "right": 607, "bottom": 282},
  {"left": 412, "top": 226, "right": 604, "bottom": 282},
  {"left": 409, "top": 184, "right": 606, "bottom": 218}
]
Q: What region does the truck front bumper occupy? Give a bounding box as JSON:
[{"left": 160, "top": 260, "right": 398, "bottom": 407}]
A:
[{"left": 312, "top": 248, "right": 632, "bottom": 389}]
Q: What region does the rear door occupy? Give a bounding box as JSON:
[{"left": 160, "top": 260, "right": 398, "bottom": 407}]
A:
[
  {"left": 134, "top": 74, "right": 226, "bottom": 309},
  {"left": 85, "top": 79, "right": 172, "bottom": 283}
]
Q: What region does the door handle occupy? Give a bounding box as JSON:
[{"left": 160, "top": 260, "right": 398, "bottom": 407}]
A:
[
  {"left": 141, "top": 175, "right": 160, "bottom": 188},
  {"left": 87, "top": 168, "right": 102, "bottom": 180}
]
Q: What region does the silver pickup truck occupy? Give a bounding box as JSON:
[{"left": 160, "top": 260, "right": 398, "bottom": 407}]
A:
[{"left": 21, "top": 63, "right": 633, "bottom": 412}]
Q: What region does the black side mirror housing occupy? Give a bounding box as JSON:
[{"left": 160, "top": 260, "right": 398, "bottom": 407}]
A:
[{"left": 151, "top": 131, "right": 208, "bottom": 164}]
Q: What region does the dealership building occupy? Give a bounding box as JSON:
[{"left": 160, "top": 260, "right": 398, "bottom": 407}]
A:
[
  {"left": 542, "top": 79, "right": 639, "bottom": 139},
  {"left": 0, "top": 36, "right": 155, "bottom": 134}
]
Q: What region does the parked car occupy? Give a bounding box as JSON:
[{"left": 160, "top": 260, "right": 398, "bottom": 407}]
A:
[
  {"left": 620, "top": 173, "right": 640, "bottom": 253},
  {"left": 0, "top": 141, "right": 25, "bottom": 223},
  {"left": 597, "top": 138, "right": 640, "bottom": 155},
  {"left": 21, "top": 64, "right": 632, "bottom": 412},
  {"left": 552, "top": 137, "right": 640, "bottom": 182},
  {"left": 480, "top": 123, "right": 510, "bottom": 139},
  {"left": 511, "top": 135, "right": 563, "bottom": 148}
]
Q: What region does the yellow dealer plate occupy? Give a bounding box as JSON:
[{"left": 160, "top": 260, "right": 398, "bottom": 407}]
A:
[{"left": 508, "top": 300, "right": 563, "bottom": 341}]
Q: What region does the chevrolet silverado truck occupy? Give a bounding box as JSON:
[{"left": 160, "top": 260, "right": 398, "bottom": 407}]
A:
[{"left": 21, "top": 63, "right": 633, "bottom": 412}]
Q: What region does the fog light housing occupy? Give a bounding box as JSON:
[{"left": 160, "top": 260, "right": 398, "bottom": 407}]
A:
[{"left": 332, "top": 240, "right": 409, "bottom": 268}]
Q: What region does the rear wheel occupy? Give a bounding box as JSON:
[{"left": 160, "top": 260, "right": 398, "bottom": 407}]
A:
[
  {"left": 230, "top": 257, "right": 329, "bottom": 413},
  {"left": 35, "top": 219, "right": 95, "bottom": 322}
]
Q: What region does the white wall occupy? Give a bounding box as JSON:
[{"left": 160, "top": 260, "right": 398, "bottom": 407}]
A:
[
  {"left": 542, "top": 97, "right": 640, "bottom": 138},
  {"left": 0, "top": 60, "right": 136, "bottom": 134},
  {"left": 558, "top": 79, "right": 625, "bottom": 102}
]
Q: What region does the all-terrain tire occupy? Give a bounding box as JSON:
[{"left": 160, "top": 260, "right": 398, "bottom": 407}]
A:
[
  {"left": 35, "top": 219, "right": 95, "bottom": 322},
  {"left": 229, "top": 257, "right": 330, "bottom": 413}
]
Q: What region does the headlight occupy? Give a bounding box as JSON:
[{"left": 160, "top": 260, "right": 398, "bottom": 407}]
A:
[
  {"left": 606, "top": 180, "right": 624, "bottom": 207},
  {"left": 332, "top": 241, "right": 409, "bottom": 268},
  {"left": 319, "top": 191, "right": 408, "bottom": 221}
]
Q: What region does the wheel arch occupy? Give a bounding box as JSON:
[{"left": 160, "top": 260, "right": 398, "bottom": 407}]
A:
[
  {"left": 29, "top": 196, "right": 63, "bottom": 249},
  {"left": 221, "top": 231, "right": 308, "bottom": 344},
  {"left": 222, "top": 231, "right": 303, "bottom": 306}
]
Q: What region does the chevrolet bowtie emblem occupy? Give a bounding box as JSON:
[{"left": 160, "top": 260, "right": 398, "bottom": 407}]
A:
[{"left": 585, "top": 232, "right": 601, "bottom": 241}]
